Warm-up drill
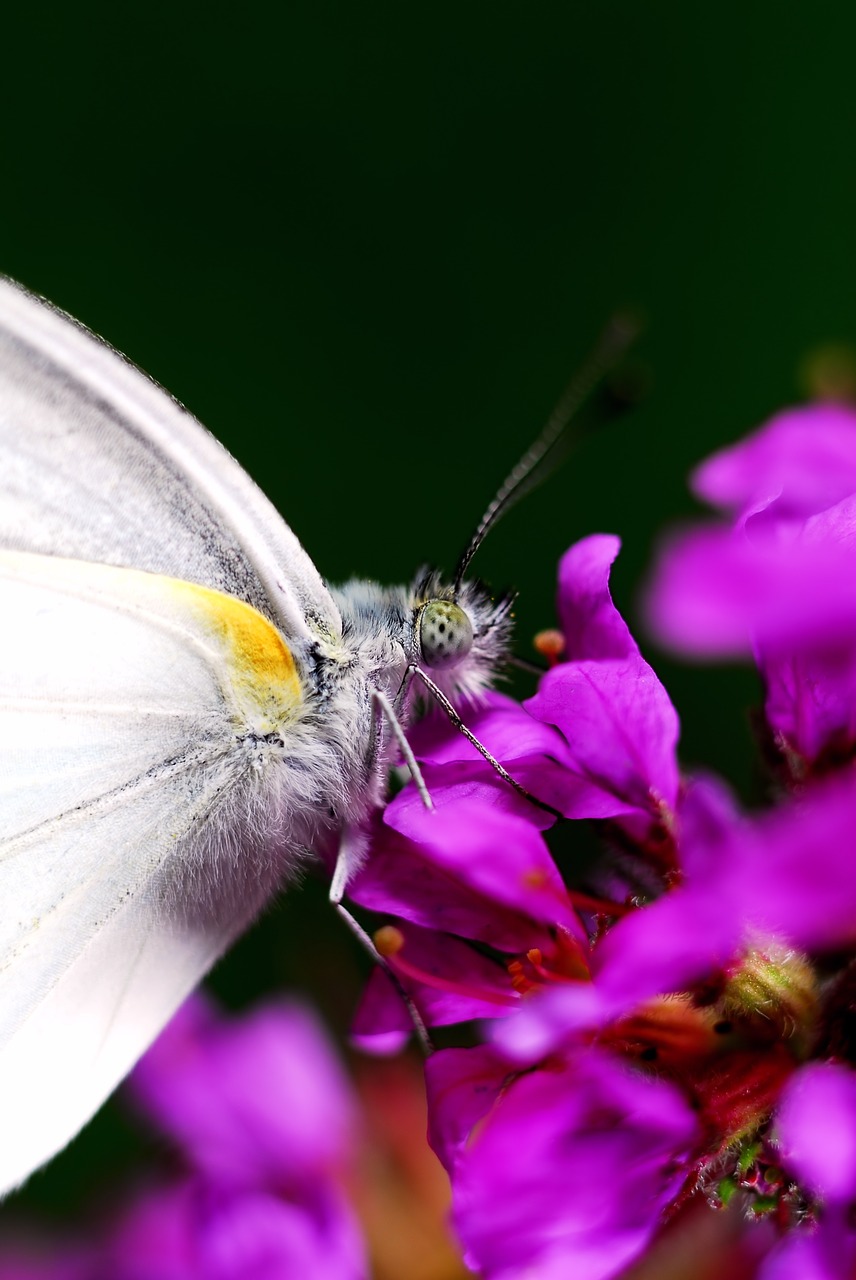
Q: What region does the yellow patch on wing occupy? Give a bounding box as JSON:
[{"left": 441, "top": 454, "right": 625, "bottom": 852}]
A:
[
  {"left": 0, "top": 549, "right": 303, "bottom": 735},
  {"left": 168, "top": 580, "right": 303, "bottom": 732}
]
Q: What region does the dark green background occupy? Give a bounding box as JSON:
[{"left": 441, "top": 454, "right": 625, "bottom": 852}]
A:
[{"left": 3, "top": 0, "right": 855, "bottom": 1226}]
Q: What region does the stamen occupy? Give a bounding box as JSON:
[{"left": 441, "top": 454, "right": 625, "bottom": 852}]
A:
[
  {"left": 507, "top": 929, "right": 591, "bottom": 992},
  {"left": 374, "top": 924, "right": 406, "bottom": 959},
  {"left": 533, "top": 629, "right": 566, "bottom": 666},
  {"left": 373, "top": 929, "right": 521, "bottom": 1008}
]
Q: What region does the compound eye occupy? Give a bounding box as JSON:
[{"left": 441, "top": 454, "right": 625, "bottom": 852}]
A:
[{"left": 419, "top": 600, "right": 474, "bottom": 669}]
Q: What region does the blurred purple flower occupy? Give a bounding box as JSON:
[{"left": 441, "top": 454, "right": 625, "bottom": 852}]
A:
[
  {"left": 773, "top": 1063, "right": 856, "bottom": 1204},
  {"left": 0, "top": 998, "right": 367, "bottom": 1280},
  {"left": 101, "top": 1177, "right": 364, "bottom": 1280},
  {"left": 118, "top": 996, "right": 366, "bottom": 1280},
  {"left": 691, "top": 402, "right": 856, "bottom": 522},
  {"left": 646, "top": 406, "right": 856, "bottom": 774},
  {"left": 757, "top": 1063, "right": 856, "bottom": 1280},
  {"left": 128, "top": 997, "right": 356, "bottom": 1193}
]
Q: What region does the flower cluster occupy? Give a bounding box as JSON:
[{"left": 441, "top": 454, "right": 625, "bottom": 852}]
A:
[
  {"left": 349, "top": 403, "right": 856, "bottom": 1279},
  {"left": 6, "top": 403, "right": 856, "bottom": 1280}
]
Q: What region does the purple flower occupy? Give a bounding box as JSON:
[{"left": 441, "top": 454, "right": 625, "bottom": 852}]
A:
[
  {"left": 349, "top": 794, "right": 584, "bottom": 954},
  {"left": 348, "top": 793, "right": 591, "bottom": 1048},
  {"left": 426, "top": 1044, "right": 698, "bottom": 1280},
  {"left": 351, "top": 918, "right": 523, "bottom": 1053},
  {"left": 117, "top": 996, "right": 366, "bottom": 1280},
  {"left": 499, "top": 769, "right": 856, "bottom": 1073},
  {"left": 758, "top": 1228, "right": 855, "bottom": 1280}
]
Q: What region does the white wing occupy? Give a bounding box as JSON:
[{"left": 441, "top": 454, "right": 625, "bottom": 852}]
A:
[
  {"left": 0, "top": 549, "right": 307, "bottom": 1190},
  {"left": 0, "top": 281, "right": 342, "bottom": 1191},
  {"left": 0, "top": 277, "right": 341, "bottom": 646}
]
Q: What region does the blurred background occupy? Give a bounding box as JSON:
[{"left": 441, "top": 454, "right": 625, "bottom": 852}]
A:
[{"left": 3, "top": 0, "right": 856, "bottom": 1264}]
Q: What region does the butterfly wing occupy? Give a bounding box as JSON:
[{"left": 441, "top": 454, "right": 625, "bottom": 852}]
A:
[
  {"left": 0, "top": 548, "right": 312, "bottom": 1189},
  {"left": 0, "top": 282, "right": 340, "bottom": 1190},
  {"left": 0, "top": 277, "right": 341, "bottom": 644}
]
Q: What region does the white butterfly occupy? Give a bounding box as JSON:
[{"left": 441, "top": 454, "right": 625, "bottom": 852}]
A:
[{"left": 0, "top": 278, "right": 518, "bottom": 1192}]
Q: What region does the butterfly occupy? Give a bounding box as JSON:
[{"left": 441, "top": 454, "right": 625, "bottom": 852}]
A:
[{"left": 0, "top": 278, "right": 631, "bottom": 1193}]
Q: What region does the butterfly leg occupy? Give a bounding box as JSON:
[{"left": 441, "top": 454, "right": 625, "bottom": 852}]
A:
[
  {"left": 371, "top": 687, "right": 434, "bottom": 812},
  {"left": 329, "top": 825, "right": 433, "bottom": 1055}
]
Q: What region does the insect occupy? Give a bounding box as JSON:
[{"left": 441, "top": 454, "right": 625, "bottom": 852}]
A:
[{"left": 0, "top": 278, "right": 631, "bottom": 1193}]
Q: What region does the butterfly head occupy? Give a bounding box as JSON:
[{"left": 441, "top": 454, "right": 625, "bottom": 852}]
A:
[{"left": 410, "top": 569, "right": 514, "bottom": 700}]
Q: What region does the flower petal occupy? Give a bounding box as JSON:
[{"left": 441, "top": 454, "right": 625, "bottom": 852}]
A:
[
  {"left": 434, "top": 1046, "right": 697, "bottom": 1280},
  {"left": 350, "top": 800, "right": 581, "bottom": 952},
  {"left": 692, "top": 404, "right": 856, "bottom": 521},
  {"left": 774, "top": 1064, "right": 856, "bottom": 1203},
  {"left": 129, "top": 998, "right": 355, "bottom": 1189},
  {"left": 527, "top": 534, "right": 680, "bottom": 824}
]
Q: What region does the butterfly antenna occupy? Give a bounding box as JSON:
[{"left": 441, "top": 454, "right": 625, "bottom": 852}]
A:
[{"left": 453, "top": 311, "right": 641, "bottom": 590}]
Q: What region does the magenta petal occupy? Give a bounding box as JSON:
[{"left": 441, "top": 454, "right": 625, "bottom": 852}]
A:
[
  {"left": 726, "top": 776, "right": 856, "bottom": 952},
  {"left": 106, "top": 1180, "right": 366, "bottom": 1280},
  {"left": 129, "top": 998, "right": 355, "bottom": 1188},
  {"left": 441, "top": 1048, "right": 697, "bottom": 1280},
  {"left": 192, "top": 1186, "right": 365, "bottom": 1280},
  {"left": 693, "top": 404, "right": 856, "bottom": 520},
  {"left": 528, "top": 534, "right": 680, "bottom": 822},
  {"left": 396, "top": 693, "right": 576, "bottom": 827},
  {"left": 413, "top": 758, "right": 576, "bottom": 828},
  {"left": 406, "top": 692, "right": 569, "bottom": 767},
  {"left": 350, "top": 799, "right": 581, "bottom": 951},
  {"left": 648, "top": 485, "right": 856, "bottom": 764},
  {"left": 646, "top": 498, "right": 856, "bottom": 659},
  {"left": 760, "top": 645, "right": 856, "bottom": 765},
  {"left": 774, "top": 1063, "right": 856, "bottom": 1203},
  {"left": 675, "top": 772, "right": 744, "bottom": 878},
  {"left": 758, "top": 1226, "right": 856, "bottom": 1280},
  {"left": 645, "top": 523, "right": 767, "bottom": 656},
  {"left": 527, "top": 657, "right": 679, "bottom": 820},
  {"left": 492, "top": 983, "right": 614, "bottom": 1063},
  {"left": 602, "top": 774, "right": 856, "bottom": 1002},
  {"left": 594, "top": 887, "right": 740, "bottom": 1007},
  {"left": 495, "top": 779, "right": 749, "bottom": 1061},
  {"left": 556, "top": 535, "right": 637, "bottom": 660},
  {"left": 349, "top": 968, "right": 413, "bottom": 1053},
  {"left": 351, "top": 920, "right": 519, "bottom": 1047},
  {"left": 102, "top": 1179, "right": 199, "bottom": 1280},
  {"left": 595, "top": 774, "right": 856, "bottom": 997},
  {"left": 425, "top": 1044, "right": 512, "bottom": 1175},
  {"left": 595, "top": 774, "right": 856, "bottom": 1005}
]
